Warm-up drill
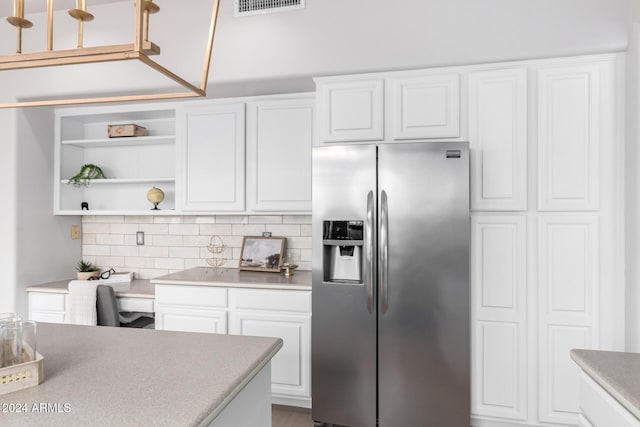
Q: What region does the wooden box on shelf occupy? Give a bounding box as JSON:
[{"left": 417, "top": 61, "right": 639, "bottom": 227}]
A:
[
  {"left": 0, "top": 352, "right": 44, "bottom": 396},
  {"left": 107, "top": 124, "right": 147, "bottom": 138}
]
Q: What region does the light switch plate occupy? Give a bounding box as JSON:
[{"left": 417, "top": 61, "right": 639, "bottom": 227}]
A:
[
  {"left": 71, "top": 225, "right": 81, "bottom": 240},
  {"left": 136, "top": 231, "right": 145, "bottom": 245}
]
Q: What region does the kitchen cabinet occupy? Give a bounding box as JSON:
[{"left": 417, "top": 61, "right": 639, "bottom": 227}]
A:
[
  {"left": 469, "top": 68, "right": 527, "bottom": 211},
  {"left": 155, "top": 284, "right": 229, "bottom": 333},
  {"left": 54, "top": 103, "right": 177, "bottom": 215},
  {"left": 246, "top": 96, "right": 314, "bottom": 212},
  {"left": 178, "top": 102, "right": 245, "bottom": 212},
  {"left": 229, "top": 289, "right": 311, "bottom": 405},
  {"left": 579, "top": 373, "right": 640, "bottom": 427},
  {"left": 28, "top": 292, "right": 67, "bottom": 323},
  {"left": 316, "top": 78, "right": 384, "bottom": 143},
  {"left": 471, "top": 215, "right": 527, "bottom": 421},
  {"left": 468, "top": 54, "right": 622, "bottom": 427},
  {"left": 155, "top": 284, "right": 312, "bottom": 408},
  {"left": 388, "top": 73, "right": 460, "bottom": 140},
  {"left": 537, "top": 63, "right": 602, "bottom": 212}
]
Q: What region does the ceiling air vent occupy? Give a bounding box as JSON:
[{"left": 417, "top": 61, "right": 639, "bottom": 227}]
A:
[{"left": 234, "top": 0, "right": 305, "bottom": 17}]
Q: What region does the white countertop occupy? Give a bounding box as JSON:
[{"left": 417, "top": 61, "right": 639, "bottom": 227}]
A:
[
  {"left": 151, "top": 267, "right": 312, "bottom": 291},
  {"left": 27, "top": 279, "right": 155, "bottom": 298},
  {"left": 0, "top": 323, "right": 282, "bottom": 426},
  {"left": 571, "top": 349, "right": 640, "bottom": 420}
]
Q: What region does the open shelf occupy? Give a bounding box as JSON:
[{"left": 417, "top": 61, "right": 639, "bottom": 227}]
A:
[
  {"left": 61, "top": 178, "right": 175, "bottom": 185},
  {"left": 61, "top": 135, "right": 175, "bottom": 148}
]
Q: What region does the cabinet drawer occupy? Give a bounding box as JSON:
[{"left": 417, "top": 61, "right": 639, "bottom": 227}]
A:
[
  {"left": 155, "top": 285, "right": 227, "bottom": 308},
  {"left": 117, "top": 297, "right": 154, "bottom": 313},
  {"left": 580, "top": 372, "right": 640, "bottom": 427},
  {"left": 230, "top": 289, "right": 311, "bottom": 313},
  {"left": 28, "top": 292, "right": 66, "bottom": 312}
]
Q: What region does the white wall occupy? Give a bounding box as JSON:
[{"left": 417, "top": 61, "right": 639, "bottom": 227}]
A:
[
  {"left": 14, "top": 108, "right": 81, "bottom": 317},
  {"left": 0, "top": 109, "right": 17, "bottom": 313},
  {"left": 626, "top": 3, "right": 640, "bottom": 352},
  {"left": 0, "top": 0, "right": 632, "bottom": 102}
]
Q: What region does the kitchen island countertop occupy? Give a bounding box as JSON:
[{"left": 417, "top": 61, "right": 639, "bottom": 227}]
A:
[
  {"left": 0, "top": 323, "right": 281, "bottom": 426},
  {"left": 151, "top": 267, "right": 311, "bottom": 291},
  {"left": 570, "top": 349, "right": 640, "bottom": 421}
]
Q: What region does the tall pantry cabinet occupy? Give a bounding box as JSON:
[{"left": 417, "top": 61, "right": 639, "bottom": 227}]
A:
[{"left": 315, "top": 53, "right": 624, "bottom": 427}]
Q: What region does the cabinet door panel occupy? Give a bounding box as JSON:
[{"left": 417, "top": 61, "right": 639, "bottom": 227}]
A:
[
  {"left": 469, "top": 68, "right": 527, "bottom": 211},
  {"left": 181, "top": 103, "right": 245, "bottom": 211},
  {"left": 156, "top": 307, "right": 227, "bottom": 334},
  {"left": 247, "top": 97, "right": 314, "bottom": 212},
  {"left": 318, "top": 79, "right": 384, "bottom": 142},
  {"left": 471, "top": 215, "right": 527, "bottom": 421},
  {"left": 230, "top": 311, "right": 311, "bottom": 398},
  {"left": 538, "top": 64, "right": 600, "bottom": 211},
  {"left": 390, "top": 74, "right": 460, "bottom": 139}
]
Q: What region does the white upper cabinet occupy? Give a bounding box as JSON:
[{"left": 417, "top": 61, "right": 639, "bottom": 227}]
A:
[
  {"left": 179, "top": 102, "right": 245, "bottom": 212},
  {"left": 469, "top": 68, "right": 527, "bottom": 211},
  {"left": 389, "top": 73, "right": 460, "bottom": 140},
  {"left": 246, "top": 96, "right": 314, "bottom": 212},
  {"left": 316, "top": 79, "right": 384, "bottom": 143},
  {"left": 537, "top": 63, "right": 601, "bottom": 211}
]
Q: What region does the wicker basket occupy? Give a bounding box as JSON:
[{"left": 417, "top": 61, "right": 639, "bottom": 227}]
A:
[{"left": 0, "top": 352, "right": 44, "bottom": 396}]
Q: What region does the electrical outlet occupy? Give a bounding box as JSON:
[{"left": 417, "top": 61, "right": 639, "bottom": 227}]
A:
[
  {"left": 136, "top": 231, "right": 145, "bottom": 245},
  {"left": 71, "top": 225, "right": 81, "bottom": 240}
]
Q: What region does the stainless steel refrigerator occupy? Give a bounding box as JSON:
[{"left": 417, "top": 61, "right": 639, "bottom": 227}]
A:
[{"left": 312, "top": 142, "right": 470, "bottom": 427}]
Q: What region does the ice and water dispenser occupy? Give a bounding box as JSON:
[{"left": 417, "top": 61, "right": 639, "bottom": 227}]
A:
[{"left": 322, "top": 220, "right": 364, "bottom": 283}]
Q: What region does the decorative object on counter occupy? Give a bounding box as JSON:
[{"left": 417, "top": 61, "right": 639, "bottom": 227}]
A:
[
  {"left": 0, "top": 317, "right": 43, "bottom": 397},
  {"left": 81, "top": 201, "right": 89, "bottom": 210},
  {"left": 76, "top": 260, "right": 100, "bottom": 280},
  {"left": 239, "top": 236, "right": 287, "bottom": 273},
  {"left": 147, "top": 186, "right": 165, "bottom": 210},
  {"left": 281, "top": 252, "right": 299, "bottom": 277},
  {"left": 68, "top": 163, "right": 107, "bottom": 187},
  {"left": 0, "top": 0, "right": 220, "bottom": 109},
  {"left": 206, "top": 235, "right": 227, "bottom": 271},
  {"left": 107, "top": 124, "right": 147, "bottom": 138}
]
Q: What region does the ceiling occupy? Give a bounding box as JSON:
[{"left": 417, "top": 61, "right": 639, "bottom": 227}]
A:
[{"left": 0, "top": 0, "right": 123, "bottom": 16}]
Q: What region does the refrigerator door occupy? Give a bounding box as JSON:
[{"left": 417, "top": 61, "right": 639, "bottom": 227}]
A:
[
  {"left": 312, "top": 144, "right": 377, "bottom": 427},
  {"left": 378, "top": 142, "right": 470, "bottom": 427}
]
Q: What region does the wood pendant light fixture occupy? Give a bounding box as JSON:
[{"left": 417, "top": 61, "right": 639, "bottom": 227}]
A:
[{"left": 0, "top": 0, "right": 221, "bottom": 109}]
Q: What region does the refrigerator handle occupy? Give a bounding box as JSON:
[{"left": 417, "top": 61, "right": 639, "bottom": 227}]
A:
[
  {"left": 380, "top": 190, "right": 389, "bottom": 314},
  {"left": 364, "top": 190, "right": 375, "bottom": 314}
]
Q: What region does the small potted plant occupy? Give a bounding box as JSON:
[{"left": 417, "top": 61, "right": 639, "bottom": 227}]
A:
[
  {"left": 68, "top": 164, "right": 107, "bottom": 188},
  {"left": 76, "top": 260, "right": 100, "bottom": 280}
]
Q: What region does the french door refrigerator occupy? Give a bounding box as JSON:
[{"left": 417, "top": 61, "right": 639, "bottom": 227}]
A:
[{"left": 312, "top": 142, "right": 470, "bottom": 427}]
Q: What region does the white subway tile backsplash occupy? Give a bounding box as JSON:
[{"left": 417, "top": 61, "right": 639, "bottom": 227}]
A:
[
  {"left": 82, "top": 215, "right": 313, "bottom": 276},
  {"left": 200, "top": 224, "right": 233, "bottom": 236},
  {"left": 249, "top": 215, "right": 282, "bottom": 224},
  {"left": 110, "top": 224, "right": 139, "bottom": 234},
  {"left": 169, "top": 224, "right": 199, "bottom": 235},
  {"left": 169, "top": 247, "right": 200, "bottom": 259},
  {"left": 139, "top": 224, "right": 169, "bottom": 234},
  {"left": 83, "top": 223, "right": 110, "bottom": 234},
  {"left": 231, "top": 224, "right": 265, "bottom": 236},
  {"left": 152, "top": 235, "right": 184, "bottom": 247},
  {"left": 215, "top": 215, "right": 249, "bottom": 224},
  {"left": 139, "top": 246, "right": 169, "bottom": 258}
]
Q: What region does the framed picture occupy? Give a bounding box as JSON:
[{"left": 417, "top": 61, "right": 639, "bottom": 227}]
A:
[{"left": 239, "top": 236, "right": 287, "bottom": 273}]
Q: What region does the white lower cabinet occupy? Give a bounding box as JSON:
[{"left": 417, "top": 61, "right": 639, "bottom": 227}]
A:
[
  {"left": 155, "top": 285, "right": 312, "bottom": 408},
  {"left": 28, "top": 292, "right": 67, "bottom": 323},
  {"left": 579, "top": 373, "right": 640, "bottom": 427}
]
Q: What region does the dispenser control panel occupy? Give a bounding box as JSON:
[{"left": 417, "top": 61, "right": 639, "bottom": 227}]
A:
[
  {"left": 323, "top": 220, "right": 363, "bottom": 241},
  {"left": 322, "top": 220, "right": 364, "bottom": 284}
]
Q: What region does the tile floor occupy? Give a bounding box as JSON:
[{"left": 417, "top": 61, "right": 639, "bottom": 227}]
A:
[{"left": 272, "top": 405, "right": 313, "bottom": 427}]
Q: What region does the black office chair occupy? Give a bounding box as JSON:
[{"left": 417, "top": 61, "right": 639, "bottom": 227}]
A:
[{"left": 96, "top": 285, "right": 155, "bottom": 329}]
